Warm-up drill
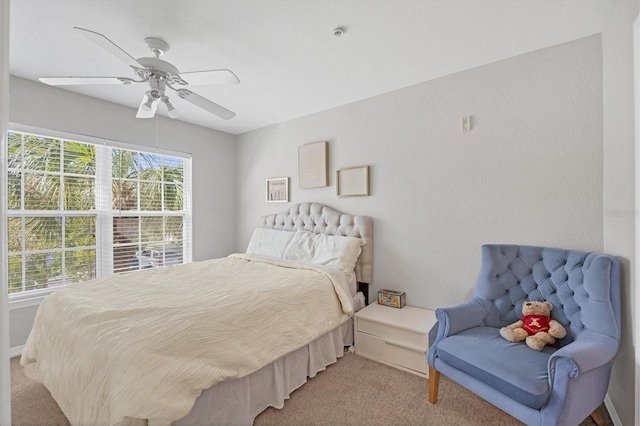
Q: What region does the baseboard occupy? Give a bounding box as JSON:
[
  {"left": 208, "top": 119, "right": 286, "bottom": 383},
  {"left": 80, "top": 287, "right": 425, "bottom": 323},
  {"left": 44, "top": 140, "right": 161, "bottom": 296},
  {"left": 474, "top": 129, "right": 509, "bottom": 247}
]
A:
[
  {"left": 604, "top": 393, "right": 622, "bottom": 426},
  {"left": 9, "top": 345, "right": 23, "bottom": 358}
]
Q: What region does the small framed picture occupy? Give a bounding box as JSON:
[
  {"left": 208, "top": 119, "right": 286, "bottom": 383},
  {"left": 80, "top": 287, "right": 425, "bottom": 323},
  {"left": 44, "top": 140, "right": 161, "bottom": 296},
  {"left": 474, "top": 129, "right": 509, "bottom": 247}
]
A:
[
  {"left": 337, "top": 166, "right": 369, "bottom": 197},
  {"left": 266, "top": 177, "right": 289, "bottom": 202},
  {"left": 298, "top": 141, "right": 328, "bottom": 189}
]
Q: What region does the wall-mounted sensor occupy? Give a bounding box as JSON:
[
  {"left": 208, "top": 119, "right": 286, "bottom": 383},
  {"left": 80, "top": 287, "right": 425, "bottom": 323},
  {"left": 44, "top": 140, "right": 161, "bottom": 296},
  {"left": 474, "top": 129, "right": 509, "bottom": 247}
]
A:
[
  {"left": 462, "top": 116, "right": 471, "bottom": 132},
  {"left": 333, "top": 27, "right": 344, "bottom": 37}
]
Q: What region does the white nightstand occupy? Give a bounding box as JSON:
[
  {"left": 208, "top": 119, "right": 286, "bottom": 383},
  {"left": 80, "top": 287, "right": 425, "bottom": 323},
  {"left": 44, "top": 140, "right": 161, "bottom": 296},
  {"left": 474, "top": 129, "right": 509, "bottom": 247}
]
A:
[{"left": 354, "top": 303, "right": 437, "bottom": 378}]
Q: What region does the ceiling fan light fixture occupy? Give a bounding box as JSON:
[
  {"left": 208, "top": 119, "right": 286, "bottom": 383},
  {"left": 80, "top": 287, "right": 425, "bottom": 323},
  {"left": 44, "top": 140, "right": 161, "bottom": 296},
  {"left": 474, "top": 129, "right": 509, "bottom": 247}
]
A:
[
  {"left": 162, "top": 96, "right": 178, "bottom": 119},
  {"left": 167, "top": 104, "right": 178, "bottom": 119},
  {"left": 141, "top": 94, "right": 155, "bottom": 112}
]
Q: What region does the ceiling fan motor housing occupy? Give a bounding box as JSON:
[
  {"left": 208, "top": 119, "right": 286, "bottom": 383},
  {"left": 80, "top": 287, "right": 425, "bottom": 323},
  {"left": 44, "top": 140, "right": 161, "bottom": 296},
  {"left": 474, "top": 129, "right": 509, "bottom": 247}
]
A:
[{"left": 135, "top": 57, "right": 186, "bottom": 85}]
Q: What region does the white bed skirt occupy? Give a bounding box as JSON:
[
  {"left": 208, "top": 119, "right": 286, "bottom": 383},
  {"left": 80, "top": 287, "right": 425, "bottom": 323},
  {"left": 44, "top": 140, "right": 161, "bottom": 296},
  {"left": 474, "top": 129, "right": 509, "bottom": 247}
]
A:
[{"left": 173, "top": 319, "right": 353, "bottom": 426}]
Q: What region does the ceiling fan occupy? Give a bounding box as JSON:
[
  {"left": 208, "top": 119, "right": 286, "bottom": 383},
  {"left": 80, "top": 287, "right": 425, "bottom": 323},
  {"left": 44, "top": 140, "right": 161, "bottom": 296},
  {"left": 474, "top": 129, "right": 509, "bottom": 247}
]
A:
[{"left": 39, "top": 27, "right": 239, "bottom": 120}]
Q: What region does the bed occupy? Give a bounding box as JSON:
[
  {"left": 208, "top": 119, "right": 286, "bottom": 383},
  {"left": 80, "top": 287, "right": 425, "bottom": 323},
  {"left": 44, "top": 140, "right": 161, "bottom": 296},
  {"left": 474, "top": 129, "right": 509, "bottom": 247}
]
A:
[{"left": 21, "top": 202, "right": 373, "bottom": 426}]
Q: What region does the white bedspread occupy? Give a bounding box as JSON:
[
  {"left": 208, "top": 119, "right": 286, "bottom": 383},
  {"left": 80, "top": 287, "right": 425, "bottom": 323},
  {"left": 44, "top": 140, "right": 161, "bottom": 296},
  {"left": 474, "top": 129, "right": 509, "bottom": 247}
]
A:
[{"left": 21, "top": 254, "right": 353, "bottom": 426}]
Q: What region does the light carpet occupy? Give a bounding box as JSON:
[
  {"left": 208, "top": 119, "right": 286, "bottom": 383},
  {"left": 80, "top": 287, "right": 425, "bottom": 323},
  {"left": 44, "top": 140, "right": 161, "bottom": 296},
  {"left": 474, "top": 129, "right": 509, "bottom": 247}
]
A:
[{"left": 11, "top": 354, "right": 611, "bottom": 425}]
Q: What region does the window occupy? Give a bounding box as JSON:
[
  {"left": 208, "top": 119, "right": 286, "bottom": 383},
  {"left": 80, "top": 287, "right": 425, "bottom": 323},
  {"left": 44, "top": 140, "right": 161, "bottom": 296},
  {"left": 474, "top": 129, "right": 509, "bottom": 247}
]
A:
[
  {"left": 7, "top": 129, "right": 192, "bottom": 297},
  {"left": 111, "top": 149, "right": 187, "bottom": 274}
]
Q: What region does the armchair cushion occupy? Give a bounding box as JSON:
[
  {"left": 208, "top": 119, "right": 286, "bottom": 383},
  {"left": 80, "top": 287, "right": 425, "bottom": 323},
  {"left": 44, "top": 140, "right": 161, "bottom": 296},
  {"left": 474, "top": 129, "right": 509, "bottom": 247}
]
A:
[{"left": 437, "top": 326, "right": 555, "bottom": 409}]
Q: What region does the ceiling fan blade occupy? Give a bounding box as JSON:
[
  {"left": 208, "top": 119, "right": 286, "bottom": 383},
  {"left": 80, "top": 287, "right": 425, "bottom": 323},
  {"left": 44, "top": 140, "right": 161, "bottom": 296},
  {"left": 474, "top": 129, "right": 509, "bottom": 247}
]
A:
[
  {"left": 136, "top": 95, "right": 158, "bottom": 119},
  {"left": 179, "top": 69, "right": 240, "bottom": 85},
  {"left": 39, "top": 77, "right": 133, "bottom": 86},
  {"left": 74, "top": 27, "right": 143, "bottom": 69},
  {"left": 178, "top": 90, "right": 235, "bottom": 120}
]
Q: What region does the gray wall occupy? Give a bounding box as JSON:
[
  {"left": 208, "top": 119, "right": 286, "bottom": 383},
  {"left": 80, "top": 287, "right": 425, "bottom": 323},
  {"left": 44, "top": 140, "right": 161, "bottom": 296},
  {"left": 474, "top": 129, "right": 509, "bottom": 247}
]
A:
[
  {"left": 236, "top": 35, "right": 604, "bottom": 310},
  {"left": 9, "top": 76, "right": 237, "bottom": 349},
  {"left": 602, "top": 1, "right": 639, "bottom": 425}
]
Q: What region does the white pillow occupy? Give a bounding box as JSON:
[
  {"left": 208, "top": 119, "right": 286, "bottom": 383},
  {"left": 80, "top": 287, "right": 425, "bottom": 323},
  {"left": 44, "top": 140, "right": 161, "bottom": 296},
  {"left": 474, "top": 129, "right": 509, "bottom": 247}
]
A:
[
  {"left": 282, "top": 230, "right": 366, "bottom": 276},
  {"left": 246, "top": 228, "right": 295, "bottom": 258}
]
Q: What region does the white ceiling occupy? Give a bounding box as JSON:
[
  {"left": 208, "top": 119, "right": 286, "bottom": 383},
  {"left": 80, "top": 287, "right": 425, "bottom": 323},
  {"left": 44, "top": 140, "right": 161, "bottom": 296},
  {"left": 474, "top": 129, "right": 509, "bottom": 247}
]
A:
[{"left": 10, "top": 0, "right": 615, "bottom": 136}]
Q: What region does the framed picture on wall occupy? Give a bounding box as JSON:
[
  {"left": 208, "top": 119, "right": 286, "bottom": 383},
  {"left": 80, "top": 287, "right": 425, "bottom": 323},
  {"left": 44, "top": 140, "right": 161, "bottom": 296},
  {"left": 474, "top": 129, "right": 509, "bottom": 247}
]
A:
[
  {"left": 298, "top": 141, "right": 328, "bottom": 188},
  {"left": 266, "top": 177, "right": 289, "bottom": 202},
  {"left": 337, "top": 166, "right": 369, "bottom": 197}
]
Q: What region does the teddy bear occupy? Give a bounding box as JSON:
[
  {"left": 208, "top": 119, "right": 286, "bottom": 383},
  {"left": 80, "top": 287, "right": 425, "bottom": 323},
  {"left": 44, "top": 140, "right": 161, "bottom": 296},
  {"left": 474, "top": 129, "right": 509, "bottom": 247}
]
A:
[{"left": 499, "top": 301, "right": 567, "bottom": 351}]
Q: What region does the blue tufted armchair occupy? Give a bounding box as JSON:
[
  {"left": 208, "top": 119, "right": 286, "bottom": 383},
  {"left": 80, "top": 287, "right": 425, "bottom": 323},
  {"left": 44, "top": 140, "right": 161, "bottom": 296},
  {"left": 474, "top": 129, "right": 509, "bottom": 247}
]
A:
[{"left": 427, "top": 245, "right": 620, "bottom": 426}]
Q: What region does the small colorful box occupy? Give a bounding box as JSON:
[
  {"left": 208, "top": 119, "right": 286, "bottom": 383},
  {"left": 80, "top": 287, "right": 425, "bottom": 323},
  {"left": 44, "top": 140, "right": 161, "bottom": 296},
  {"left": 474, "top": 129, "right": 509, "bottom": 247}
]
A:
[{"left": 377, "top": 289, "right": 406, "bottom": 308}]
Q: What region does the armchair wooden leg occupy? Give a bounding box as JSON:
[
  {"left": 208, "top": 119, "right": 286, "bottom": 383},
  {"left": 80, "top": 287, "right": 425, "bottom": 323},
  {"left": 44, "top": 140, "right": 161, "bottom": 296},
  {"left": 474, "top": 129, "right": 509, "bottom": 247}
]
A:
[
  {"left": 428, "top": 367, "right": 440, "bottom": 404},
  {"left": 590, "top": 407, "right": 604, "bottom": 426}
]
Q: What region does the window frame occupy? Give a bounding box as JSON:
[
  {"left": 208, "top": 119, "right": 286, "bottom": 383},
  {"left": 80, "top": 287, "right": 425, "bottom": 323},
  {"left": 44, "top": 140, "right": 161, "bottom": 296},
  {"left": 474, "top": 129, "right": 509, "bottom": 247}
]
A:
[{"left": 7, "top": 123, "right": 193, "bottom": 301}]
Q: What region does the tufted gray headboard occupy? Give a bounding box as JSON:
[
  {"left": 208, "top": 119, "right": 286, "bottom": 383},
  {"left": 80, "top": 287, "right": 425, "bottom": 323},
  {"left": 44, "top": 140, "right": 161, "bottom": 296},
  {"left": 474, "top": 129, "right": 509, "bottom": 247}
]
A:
[{"left": 258, "top": 202, "right": 373, "bottom": 285}]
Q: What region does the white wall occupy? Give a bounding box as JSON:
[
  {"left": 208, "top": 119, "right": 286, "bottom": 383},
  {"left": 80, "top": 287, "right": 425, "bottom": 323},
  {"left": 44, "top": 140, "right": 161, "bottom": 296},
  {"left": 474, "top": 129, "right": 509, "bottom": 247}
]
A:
[
  {"left": 602, "top": 1, "right": 640, "bottom": 425},
  {"left": 236, "top": 35, "right": 604, "bottom": 310},
  {"left": 8, "top": 76, "right": 237, "bottom": 349},
  {"left": 1, "top": 1, "right": 12, "bottom": 423}
]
